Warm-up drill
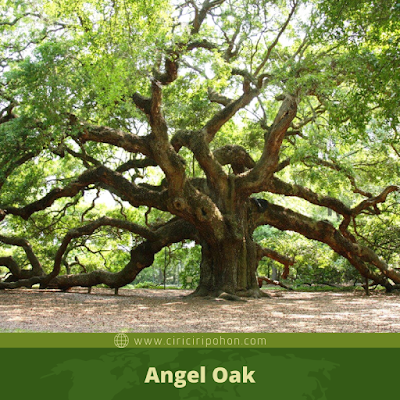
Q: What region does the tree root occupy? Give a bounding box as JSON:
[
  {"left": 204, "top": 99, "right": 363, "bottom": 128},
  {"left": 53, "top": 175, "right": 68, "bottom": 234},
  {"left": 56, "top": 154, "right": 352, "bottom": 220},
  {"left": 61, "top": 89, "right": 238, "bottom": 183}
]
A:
[{"left": 186, "top": 286, "right": 271, "bottom": 300}]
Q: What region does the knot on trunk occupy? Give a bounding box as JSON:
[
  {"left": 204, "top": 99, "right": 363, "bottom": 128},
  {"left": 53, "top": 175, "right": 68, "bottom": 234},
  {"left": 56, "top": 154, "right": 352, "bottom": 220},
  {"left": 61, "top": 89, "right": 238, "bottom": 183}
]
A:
[
  {"left": 172, "top": 197, "right": 187, "bottom": 212},
  {"left": 195, "top": 206, "right": 211, "bottom": 221}
]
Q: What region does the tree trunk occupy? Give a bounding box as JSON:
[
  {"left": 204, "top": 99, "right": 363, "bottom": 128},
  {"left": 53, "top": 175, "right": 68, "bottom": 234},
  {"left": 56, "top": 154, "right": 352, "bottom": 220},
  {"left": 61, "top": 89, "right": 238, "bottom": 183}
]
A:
[{"left": 192, "top": 233, "right": 264, "bottom": 298}]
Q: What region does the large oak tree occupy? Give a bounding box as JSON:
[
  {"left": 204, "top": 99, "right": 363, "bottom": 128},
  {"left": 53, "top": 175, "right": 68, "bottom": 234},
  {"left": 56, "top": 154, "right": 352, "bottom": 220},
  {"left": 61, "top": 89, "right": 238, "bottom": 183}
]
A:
[{"left": 0, "top": 0, "right": 399, "bottom": 296}]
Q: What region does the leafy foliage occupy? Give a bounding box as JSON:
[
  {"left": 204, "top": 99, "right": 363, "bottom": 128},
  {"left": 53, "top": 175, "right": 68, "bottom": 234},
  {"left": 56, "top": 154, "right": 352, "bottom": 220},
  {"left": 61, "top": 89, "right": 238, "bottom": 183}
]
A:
[{"left": 0, "top": 0, "right": 399, "bottom": 293}]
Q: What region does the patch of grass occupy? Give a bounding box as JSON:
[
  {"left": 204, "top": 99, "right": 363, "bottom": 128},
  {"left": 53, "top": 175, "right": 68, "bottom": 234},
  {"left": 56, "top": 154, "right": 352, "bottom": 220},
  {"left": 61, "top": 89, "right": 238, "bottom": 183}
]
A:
[
  {"left": 152, "top": 285, "right": 182, "bottom": 290},
  {"left": 133, "top": 282, "right": 182, "bottom": 290},
  {"left": 289, "top": 284, "right": 386, "bottom": 293},
  {"left": 0, "top": 328, "right": 45, "bottom": 333}
]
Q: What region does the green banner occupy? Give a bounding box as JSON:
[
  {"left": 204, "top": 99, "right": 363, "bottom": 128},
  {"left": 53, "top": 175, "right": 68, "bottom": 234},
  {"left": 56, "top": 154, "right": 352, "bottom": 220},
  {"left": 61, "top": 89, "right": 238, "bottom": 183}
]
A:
[
  {"left": 0, "top": 347, "right": 399, "bottom": 399},
  {"left": 1, "top": 332, "right": 400, "bottom": 347},
  {"left": 1, "top": 333, "right": 399, "bottom": 399}
]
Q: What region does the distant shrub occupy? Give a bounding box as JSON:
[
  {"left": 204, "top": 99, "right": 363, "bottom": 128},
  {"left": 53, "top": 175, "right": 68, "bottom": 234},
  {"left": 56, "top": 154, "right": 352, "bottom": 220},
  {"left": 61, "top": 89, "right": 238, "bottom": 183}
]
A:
[{"left": 134, "top": 281, "right": 159, "bottom": 289}]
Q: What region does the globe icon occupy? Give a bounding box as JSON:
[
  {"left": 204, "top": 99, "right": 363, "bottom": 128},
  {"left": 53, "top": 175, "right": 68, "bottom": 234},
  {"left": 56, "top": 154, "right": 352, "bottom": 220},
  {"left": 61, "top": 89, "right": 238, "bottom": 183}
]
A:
[{"left": 114, "top": 333, "right": 129, "bottom": 348}]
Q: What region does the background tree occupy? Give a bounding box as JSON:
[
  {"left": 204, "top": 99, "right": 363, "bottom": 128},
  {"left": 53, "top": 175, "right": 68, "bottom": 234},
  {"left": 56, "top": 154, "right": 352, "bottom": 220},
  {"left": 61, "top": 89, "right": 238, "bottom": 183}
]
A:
[{"left": 0, "top": 0, "right": 399, "bottom": 297}]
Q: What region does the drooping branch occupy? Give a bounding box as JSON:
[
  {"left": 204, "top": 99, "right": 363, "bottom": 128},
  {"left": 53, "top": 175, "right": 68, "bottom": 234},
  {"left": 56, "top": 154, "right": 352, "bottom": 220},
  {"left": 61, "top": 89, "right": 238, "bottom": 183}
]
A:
[
  {"left": 250, "top": 199, "right": 399, "bottom": 290},
  {"left": 265, "top": 179, "right": 398, "bottom": 246},
  {"left": 1, "top": 165, "right": 169, "bottom": 220},
  {"left": 0, "top": 235, "right": 45, "bottom": 276},
  {"left": 352, "top": 185, "right": 399, "bottom": 216},
  {"left": 257, "top": 276, "right": 293, "bottom": 290},
  {"left": 256, "top": 245, "right": 294, "bottom": 281},
  {"left": 0, "top": 275, "right": 44, "bottom": 289},
  {"left": 267, "top": 176, "right": 353, "bottom": 216},
  {"left": 47, "top": 217, "right": 197, "bottom": 289},
  {"left": 0, "top": 256, "right": 22, "bottom": 278},
  {"left": 0, "top": 215, "right": 197, "bottom": 290},
  {"left": 256, "top": 245, "right": 295, "bottom": 270},
  {"left": 46, "top": 216, "right": 158, "bottom": 283},
  {"left": 78, "top": 123, "right": 152, "bottom": 157}
]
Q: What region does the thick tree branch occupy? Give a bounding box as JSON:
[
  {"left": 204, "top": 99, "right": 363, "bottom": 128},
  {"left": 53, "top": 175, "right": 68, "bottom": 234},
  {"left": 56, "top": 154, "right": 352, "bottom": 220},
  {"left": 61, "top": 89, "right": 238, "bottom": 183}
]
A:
[
  {"left": 0, "top": 103, "right": 18, "bottom": 124},
  {"left": 131, "top": 93, "right": 151, "bottom": 115},
  {"left": 1, "top": 165, "right": 169, "bottom": 220},
  {"left": 207, "top": 88, "right": 232, "bottom": 106},
  {"left": 238, "top": 95, "right": 298, "bottom": 195},
  {"left": 256, "top": 245, "right": 295, "bottom": 268},
  {"left": 352, "top": 185, "right": 399, "bottom": 216},
  {"left": 172, "top": 130, "right": 228, "bottom": 194},
  {"left": 250, "top": 199, "right": 399, "bottom": 290},
  {"left": 116, "top": 158, "right": 158, "bottom": 173},
  {"left": 47, "top": 218, "right": 197, "bottom": 289},
  {"left": 213, "top": 145, "right": 256, "bottom": 174},
  {"left": 0, "top": 235, "right": 45, "bottom": 276},
  {"left": 267, "top": 176, "right": 353, "bottom": 216},
  {"left": 155, "top": 55, "right": 179, "bottom": 85},
  {"left": 47, "top": 216, "right": 158, "bottom": 283},
  {"left": 171, "top": 90, "right": 258, "bottom": 193},
  {"left": 147, "top": 81, "right": 187, "bottom": 194},
  {"left": 257, "top": 276, "right": 293, "bottom": 290},
  {"left": 79, "top": 124, "right": 152, "bottom": 157},
  {"left": 203, "top": 89, "right": 259, "bottom": 143},
  {"left": 191, "top": 0, "right": 226, "bottom": 35},
  {"left": 186, "top": 39, "right": 217, "bottom": 51},
  {"left": 0, "top": 256, "right": 22, "bottom": 278}
]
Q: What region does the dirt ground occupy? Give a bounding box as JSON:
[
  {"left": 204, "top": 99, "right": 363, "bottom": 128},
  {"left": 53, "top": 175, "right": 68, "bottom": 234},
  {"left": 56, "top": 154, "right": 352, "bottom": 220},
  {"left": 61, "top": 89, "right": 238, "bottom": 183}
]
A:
[{"left": 0, "top": 287, "right": 399, "bottom": 333}]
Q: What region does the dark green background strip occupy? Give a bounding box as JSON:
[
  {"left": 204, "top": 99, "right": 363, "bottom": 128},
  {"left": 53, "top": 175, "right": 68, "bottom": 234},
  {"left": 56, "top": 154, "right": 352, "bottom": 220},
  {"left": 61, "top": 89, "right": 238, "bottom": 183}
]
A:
[
  {"left": 0, "top": 347, "right": 398, "bottom": 400},
  {"left": 0, "top": 332, "right": 399, "bottom": 348}
]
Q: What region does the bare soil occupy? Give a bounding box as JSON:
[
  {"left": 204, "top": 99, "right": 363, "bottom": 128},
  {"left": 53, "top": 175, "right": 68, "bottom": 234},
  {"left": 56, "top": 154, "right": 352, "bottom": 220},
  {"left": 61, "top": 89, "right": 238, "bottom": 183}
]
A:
[{"left": 1, "top": 287, "right": 399, "bottom": 333}]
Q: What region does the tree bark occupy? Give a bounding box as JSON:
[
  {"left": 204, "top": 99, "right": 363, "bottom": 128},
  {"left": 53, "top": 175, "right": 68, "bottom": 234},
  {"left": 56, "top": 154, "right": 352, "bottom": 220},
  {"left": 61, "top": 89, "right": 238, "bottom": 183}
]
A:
[{"left": 191, "top": 229, "right": 264, "bottom": 298}]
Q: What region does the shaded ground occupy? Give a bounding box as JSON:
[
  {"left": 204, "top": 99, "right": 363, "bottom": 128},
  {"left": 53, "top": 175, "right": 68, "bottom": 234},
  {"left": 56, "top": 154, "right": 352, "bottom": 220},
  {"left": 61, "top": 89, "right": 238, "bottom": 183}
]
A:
[{"left": 0, "top": 287, "right": 399, "bottom": 332}]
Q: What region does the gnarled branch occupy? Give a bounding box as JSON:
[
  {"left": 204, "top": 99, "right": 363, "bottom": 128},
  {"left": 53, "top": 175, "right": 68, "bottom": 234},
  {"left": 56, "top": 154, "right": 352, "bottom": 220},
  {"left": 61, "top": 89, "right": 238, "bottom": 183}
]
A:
[
  {"left": 0, "top": 235, "right": 44, "bottom": 276},
  {"left": 352, "top": 185, "right": 399, "bottom": 216},
  {"left": 238, "top": 95, "right": 298, "bottom": 195},
  {"left": 250, "top": 199, "right": 398, "bottom": 291},
  {"left": 1, "top": 165, "right": 169, "bottom": 220},
  {"left": 79, "top": 124, "right": 152, "bottom": 157},
  {"left": 213, "top": 145, "right": 255, "bottom": 174}
]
